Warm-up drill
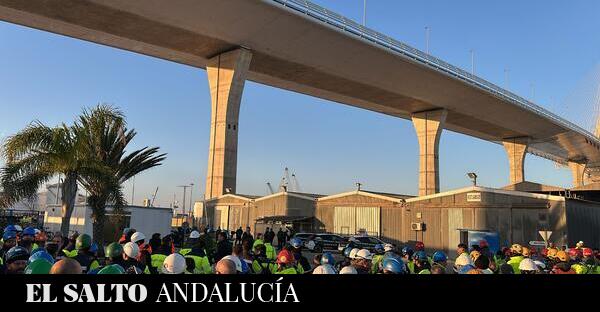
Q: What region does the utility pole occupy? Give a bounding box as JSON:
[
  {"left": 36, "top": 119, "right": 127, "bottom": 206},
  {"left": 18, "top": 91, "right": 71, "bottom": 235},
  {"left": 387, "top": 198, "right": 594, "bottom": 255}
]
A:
[
  {"left": 470, "top": 49, "right": 475, "bottom": 75},
  {"left": 189, "top": 183, "right": 194, "bottom": 215},
  {"left": 425, "top": 26, "right": 430, "bottom": 54},
  {"left": 131, "top": 175, "right": 136, "bottom": 205},
  {"left": 178, "top": 185, "right": 191, "bottom": 215},
  {"left": 362, "top": 0, "right": 367, "bottom": 26}
]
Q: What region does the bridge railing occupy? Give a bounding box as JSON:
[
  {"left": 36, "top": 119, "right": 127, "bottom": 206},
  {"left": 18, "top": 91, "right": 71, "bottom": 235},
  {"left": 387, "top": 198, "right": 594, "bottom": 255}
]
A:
[{"left": 272, "top": 0, "right": 599, "bottom": 144}]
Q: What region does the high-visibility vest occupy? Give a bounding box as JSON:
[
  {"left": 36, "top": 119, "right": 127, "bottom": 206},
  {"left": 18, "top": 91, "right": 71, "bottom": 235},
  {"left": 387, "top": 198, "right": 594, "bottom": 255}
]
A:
[
  {"left": 418, "top": 269, "right": 431, "bottom": 274},
  {"left": 371, "top": 254, "right": 384, "bottom": 273},
  {"left": 407, "top": 261, "right": 415, "bottom": 274},
  {"left": 275, "top": 267, "right": 298, "bottom": 274},
  {"left": 63, "top": 249, "right": 78, "bottom": 258},
  {"left": 265, "top": 243, "right": 276, "bottom": 260},
  {"left": 572, "top": 263, "right": 588, "bottom": 274},
  {"left": 252, "top": 239, "right": 264, "bottom": 249},
  {"left": 185, "top": 255, "right": 212, "bottom": 274},
  {"left": 507, "top": 256, "right": 524, "bottom": 274},
  {"left": 150, "top": 254, "right": 168, "bottom": 273},
  {"left": 252, "top": 259, "right": 276, "bottom": 274}
]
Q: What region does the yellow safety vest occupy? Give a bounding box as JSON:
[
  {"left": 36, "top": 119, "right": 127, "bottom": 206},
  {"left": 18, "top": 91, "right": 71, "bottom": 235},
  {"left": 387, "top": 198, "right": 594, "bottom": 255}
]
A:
[
  {"left": 507, "top": 256, "right": 524, "bottom": 274},
  {"left": 185, "top": 255, "right": 212, "bottom": 274},
  {"left": 252, "top": 239, "right": 264, "bottom": 249},
  {"left": 275, "top": 267, "right": 298, "bottom": 274},
  {"left": 63, "top": 249, "right": 78, "bottom": 258},
  {"left": 265, "top": 243, "right": 276, "bottom": 260},
  {"left": 252, "top": 259, "right": 276, "bottom": 274}
]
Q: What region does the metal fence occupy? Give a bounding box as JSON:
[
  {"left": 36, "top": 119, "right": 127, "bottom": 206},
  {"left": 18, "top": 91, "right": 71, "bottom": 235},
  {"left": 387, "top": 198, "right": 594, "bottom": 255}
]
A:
[{"left": 270, "top": 0, "right": 600, "bottom": 146}]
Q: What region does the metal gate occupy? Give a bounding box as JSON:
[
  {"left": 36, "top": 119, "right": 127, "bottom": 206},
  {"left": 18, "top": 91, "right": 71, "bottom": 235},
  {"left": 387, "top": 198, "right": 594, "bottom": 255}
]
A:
[{"left": 334, "top": 206, "right": 380, "bottom": 236}]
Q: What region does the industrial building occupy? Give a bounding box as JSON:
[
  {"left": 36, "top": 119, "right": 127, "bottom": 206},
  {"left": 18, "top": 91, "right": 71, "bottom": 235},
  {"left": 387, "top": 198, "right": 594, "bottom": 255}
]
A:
[{"left": 315, "top": 185, "right": 600, "bottom": 257}]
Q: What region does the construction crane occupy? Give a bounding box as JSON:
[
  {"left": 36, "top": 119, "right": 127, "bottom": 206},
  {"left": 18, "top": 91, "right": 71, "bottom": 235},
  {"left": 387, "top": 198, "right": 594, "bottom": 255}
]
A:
[
  {"left": 291, "top": 173, "right": 302, "bottom": 193},
  {"left": 266, "top": 182, "right": 275, "bottom": 195},
  {"left": 150, "top": 187, "right": 159, "bottom": 207},
  {"left": 278, "top": 167, "right": 291, "bottom": 192}
]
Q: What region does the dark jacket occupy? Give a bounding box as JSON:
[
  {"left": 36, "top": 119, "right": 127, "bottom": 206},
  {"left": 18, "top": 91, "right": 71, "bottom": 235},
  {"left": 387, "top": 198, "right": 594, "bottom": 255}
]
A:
[{"left": 214, "top": 240, "right": 232, "bottom": 262}]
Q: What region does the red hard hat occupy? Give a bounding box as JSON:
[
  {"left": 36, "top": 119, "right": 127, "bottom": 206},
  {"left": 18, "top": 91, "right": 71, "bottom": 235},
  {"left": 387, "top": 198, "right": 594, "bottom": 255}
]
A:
[
  {"left": 415, "top": 241, "right": 425, "bottom": 251},
  {"left": 478, "top": 240, "right": 488, "bottom": 248},
  {"left": 276, "top": 249, "right": 294, "bottom": 265},
  {"left": 582, "top": 248, "right": 593, "bottom": 257},
  {"left": 568, "top": 248, "right": 581, "bottom": 258},
  {"left": 529, "top": 246, "right": 537, "bottom": 255},
  {"left": 541, "top": 248, "right": 548, "bottom": 257}
]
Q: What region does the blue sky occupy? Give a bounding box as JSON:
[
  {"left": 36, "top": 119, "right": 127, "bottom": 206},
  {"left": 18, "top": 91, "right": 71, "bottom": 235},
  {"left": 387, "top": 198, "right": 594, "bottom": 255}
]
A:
[{"left": 1, "top": 1, "right": 598, "bottom": 209}]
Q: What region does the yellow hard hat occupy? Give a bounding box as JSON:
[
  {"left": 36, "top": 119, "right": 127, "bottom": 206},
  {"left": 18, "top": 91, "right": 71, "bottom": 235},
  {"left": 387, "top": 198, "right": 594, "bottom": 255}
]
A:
[
  {"left": 556, "top": 250, "right": 569, "bottom": 262},
  {"left": 470, "top": 250, "right": 481, "bottom": 262},
  {"left": 547, "top": 248, "right": 558, "bottom": 259},
  {"left": 510, "top": 244, "right": 523, "bottom": 255},
  {"left": 521, "top": 246, "right": 531, "bottom": 257}
]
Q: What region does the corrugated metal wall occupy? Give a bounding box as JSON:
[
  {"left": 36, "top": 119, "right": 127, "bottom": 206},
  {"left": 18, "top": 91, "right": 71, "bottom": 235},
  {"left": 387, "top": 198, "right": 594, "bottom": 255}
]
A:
[
  {"left": 333, "top": 206, "right": 380, "bottom": 236},
  {"left": 565, "top": 199, "right": 600, "bottom": 248},
  {"left": 333, "top": 206, "right": 355, "bottom": 235}
]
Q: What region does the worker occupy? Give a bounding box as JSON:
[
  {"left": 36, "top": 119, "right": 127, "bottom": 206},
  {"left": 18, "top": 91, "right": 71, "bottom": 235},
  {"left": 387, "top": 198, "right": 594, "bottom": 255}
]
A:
[
  {"left": 336, "top": 246, "right": 353, "bottom": 272},
  {"left": 28, "top": 250, "right": 55, "bottom": 266},
  {"left": 180, "top": 230, "right": 200, "bottom": 255},
  {"left": 131, "top": 231, "right": 152, "bottom": 269},
  {"left": 339, "top": 266, "right": 358, "bottom": 274},
  {"left": 215, "top": 258, "right": 237, "bottom": 274},
  {"left": 122, "top": 242, "right": 144, "bottom": 274},
  {"left": 454, "top": 253, "right": 473, "bottom": 273},
  {"left": 72, "top": 234, "right": 99, "bottom": 273},
  {"left": 264, "top": 239, "right": 276, "bottom": 260},
  {"left": 312, "top": 264, "right": 336, "bottom": 274},
  {"left": 222, "top": 255, "right": 243, "bottom": 273},
  {"left": 371, "top": 244, "right": 385, "bottom": 273},
  {"left": 274, "top": 249, "right": 299, "bottom": 274},
  {"left": 320, "top": 252, "right": 337, "bottom": 273},
  {"left": 214, "top": 231, "right": 232, "bottom": 263},
  {"left": 2, "top": 246, "right": 29, "bottom": 274},
  {"left": 456, "top": 243, "right": 468, "bottom": 257},
  {"left": 550, "top": 250, "right": 576, "bottom": 274},
  {"left": 354, "top": 249, "right": 373, "bottom": 274},
  {"left": 147, "top": 236, "right": 173, "bottom": 274},
  {"left": 252, "top": 233, "right": 264, "bottom": 250},
  {"left": 182, "top": 238, "right": 211, "bottom": 274},
  {"left": 34, "top": 230, "right": 47, "bottom": 250},
  {"left": 161, "top": 253, "right": 187, "bottom": 274},
  {"left": 232, "top": 244, "right": 250, "bottom": 274},
  {"left": 519, "top": 258, "right": 539, "bottom": 274},
  {"left": 97, "top": 264, "right": 125, "bottom": 275},
  {"left": 415, "top": 241, "right": 425, "bottom": 252},
  {"left": 474, "top": 255, "right": 493, "bottom": 274},
  {"left": 252, "top": 244, "right": 276, "bottom": 274},
  {"left": 45, "top": 233, "right": 63, "bottom": 260},
  {"left": 381, "top": 257, "right": 406, "bottom": 274},
  {"left": 50, "top": 258, "right": 82, "bottom": 274},
  {"left": 479, "top": 240, "right": 491, "bottom": 259},
  {"left": 507, "top": 244, "right": 525, "bottom": 274},
  {"left": 569, "top": 248, "right": 587, "bottom": 274},
  {"left": 19, "top": 227, "right": 36, "bottom": 253},
  {"left": 104, "top": 242, "right": 126, "bottom": 269},
  {"left": 413, "top": 251, "right": 431, "bottom": 274},
  {"left": 289, "top": 238, "right": 310, "bottom": 274},
  {"left": 25, "top": 258, "right": 53, "bottom": 274},
  {"left": 581, "top": 248, "right": 600, "bottom": 274},
  {"left": 401, "top": 247, "right": 415, "bottom": 274},
  {"left": 1, "top": 231, "right": 18, "bottom": 264},
  {"left": 432, "top": 251, "right": 448, "bottom": 273}
]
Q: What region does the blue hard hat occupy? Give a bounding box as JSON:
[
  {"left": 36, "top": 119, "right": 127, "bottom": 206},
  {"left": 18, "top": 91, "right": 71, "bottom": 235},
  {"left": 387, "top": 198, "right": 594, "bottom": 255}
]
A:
[
  {"left": 413, "top": 250, "right": 428, "bottom": 261},
  {"left": 458, "top": 264, "right": 476, "bottom": 274},
  {"left": 321, "top": 252, "right": 335, "bottom": 265},
  {"left": 401, "top": 246, "right": 414, "bottom": 257},
  {"left": 4, "top": 224, "right": 17, "bottom": 233},
  {"left": 22, "top": 227, "right": 36, "bottom": 236},
  {"left": 374, "top": 244, "right": 384, "bottom": 252},
  {"left": 90, "top": 242, "right": 99, "bottom": 254},
  {"left": 30, "top": 247, "right": 45, "bottom": 255},
  {"left": 5, "top": 246, "right": 30, "bottom": 263},
  {"left": 382, "top": 258, "right": 405, "bottom": 274},
  {"left": 3, "top": 230, "right": 17, "bottom": 241},
  {"left": 29, "top": 250, "right": 55, "bottom": 265},
  {"left": 290, "top": 238, "right": 302, "bottom": 248},
  {"left": 343, "top": 246, "right": 353, "bottom": 258},
  {"left": 432, "top": 251, "right": 448, "bottom": 263}
]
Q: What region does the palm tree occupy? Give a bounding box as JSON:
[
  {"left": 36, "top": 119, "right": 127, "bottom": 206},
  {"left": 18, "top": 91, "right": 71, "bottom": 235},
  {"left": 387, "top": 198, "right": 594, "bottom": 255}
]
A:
[
  {"left": 76, "top": 105, "right": 166, "bottom": 243},
  {"left": 0, "top": 121, "right": 105, "bottom": 236}
]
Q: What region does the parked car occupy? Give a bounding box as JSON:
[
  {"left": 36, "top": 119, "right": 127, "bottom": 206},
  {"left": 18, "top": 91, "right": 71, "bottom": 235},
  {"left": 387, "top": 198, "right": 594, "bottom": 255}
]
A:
[
  {"left": 338, "top": 235, "right": 392, "bottom": 253},
  {"left": 315, "top": 233, "right": 347, "bottom": 251}
]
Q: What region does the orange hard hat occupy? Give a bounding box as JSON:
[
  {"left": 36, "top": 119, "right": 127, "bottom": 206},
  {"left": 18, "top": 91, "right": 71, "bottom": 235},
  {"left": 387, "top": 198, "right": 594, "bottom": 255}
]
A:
[
  {"left": 546, "top": 248, "right": 558, "bottom": 259},
  {"left": 556, "top": 250, "right": 569, "bottom": 262},
  {"left": 470, "top": 250, "right": 481, "bottom": 261},
  {"left": 276, "top": 249, "right": 295, "bottom": 265},
  {"left": 521, "top": 247, "right": 531, "bottom": 257}
]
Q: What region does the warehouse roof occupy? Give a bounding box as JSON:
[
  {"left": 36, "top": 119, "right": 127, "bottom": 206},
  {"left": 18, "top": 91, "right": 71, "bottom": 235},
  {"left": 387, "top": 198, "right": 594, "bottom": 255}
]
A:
[
  {"left": 405, "top": 186, "right": 565, "bottom": 203},
  {"left": 255, "top": 191, "right": 324, "bottom": 202},
  {"left": 205, "top": 193, "right": 260, "bottom": 203},
  {"left": 571, "top": 182, "right": 600, "bottom": 192},
  {"left": 317, "top": 190, "right": 414, "bottom": 203},
  {"left": 502, "top": 181, "right": 566, "bottom": 193}
]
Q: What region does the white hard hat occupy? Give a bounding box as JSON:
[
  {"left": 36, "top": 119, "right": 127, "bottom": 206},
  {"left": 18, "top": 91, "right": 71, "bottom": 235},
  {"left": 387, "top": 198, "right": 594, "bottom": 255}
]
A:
[
  {"left": 130, "top": 232, "right": 146, "bottom": 244},
  {"left": 383, "top": 244, "right": 394, "bottom": 252},
  {"left": 222, "top": 255, "right": 243, "bottom": 272},
  {"left": 313, "top": 264, "right": 336, "bottom": 274},
  {"left": 189, "top": 231, "right": 200, "bottom": 239},
  {"left": 339, "top": 266, "right": 358, "bottom": 274},
  {"left": 349, "top": 248, "right": 360, "bottom": 259},
  {"left": 123, "top": 242, "right": 139, "bottom": 258},
  {"left": 14, "top": 225, "right": 22, "bottom": 231},
  {"left": 519, "top": 258, "right": 538, "bottom": 271},
  {"left": 162, "top": 253, "right": 187, "bottom": 274},
  {"left": 355, "top": 249, "right": 373, "bottom": 260},
  {"left": 455, "top": 253, "right": 473, "bottom": 267}
]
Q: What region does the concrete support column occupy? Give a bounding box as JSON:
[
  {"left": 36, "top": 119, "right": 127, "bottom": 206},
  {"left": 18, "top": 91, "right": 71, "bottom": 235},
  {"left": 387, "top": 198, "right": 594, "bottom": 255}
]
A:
[
  {"left": 502, "top": 137, "right": 529, "bottom": 185},
  {"left": 205, "top": 48, "right": 252, "bottom": 199},
  {"left": 568, "top": 162, "right": 587, "bottom": 188},
  {"left": 411, "top": 109, "right": 447, "bottom": 196}
]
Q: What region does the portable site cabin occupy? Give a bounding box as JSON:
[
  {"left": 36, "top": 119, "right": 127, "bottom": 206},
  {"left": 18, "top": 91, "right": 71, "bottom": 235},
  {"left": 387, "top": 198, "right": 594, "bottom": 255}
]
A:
[
  {"left": 203, "top": 194, "right": 260, "bottom": 232},
  {"left": 252, "top": 191, "right": 323, "bottom": 235}
]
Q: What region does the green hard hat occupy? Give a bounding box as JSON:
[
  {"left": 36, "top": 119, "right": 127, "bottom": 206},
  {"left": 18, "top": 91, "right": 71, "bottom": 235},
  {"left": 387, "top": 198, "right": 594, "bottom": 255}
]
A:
[
  {"left": 104, "top": 242, "right": 123, "bottom": 258},
  {"left": 98, "top": 264, "right": 125, "bottom": 275},
  {"left": 76, "top": 234, "right": 92, "bottom": 250},
  {"left": 25, "top": 259, "right": 53, "bottom": 274}
]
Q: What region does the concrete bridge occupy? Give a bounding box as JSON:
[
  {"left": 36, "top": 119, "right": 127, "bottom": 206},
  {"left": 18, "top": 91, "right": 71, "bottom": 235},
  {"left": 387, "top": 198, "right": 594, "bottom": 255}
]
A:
[{"left": 2, "top": 0, "right": 599, "bottom": 197}]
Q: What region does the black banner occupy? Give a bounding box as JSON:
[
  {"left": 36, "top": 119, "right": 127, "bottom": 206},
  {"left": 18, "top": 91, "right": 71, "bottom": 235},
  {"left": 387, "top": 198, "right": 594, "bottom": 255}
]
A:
[{"left": 2, "top": 275, "right": 594, "bottom": 306}]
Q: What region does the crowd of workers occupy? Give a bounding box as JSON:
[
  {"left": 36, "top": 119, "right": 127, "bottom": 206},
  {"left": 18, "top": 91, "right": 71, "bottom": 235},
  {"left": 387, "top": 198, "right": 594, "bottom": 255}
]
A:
[{"left": 1, "top": 223, "right": 599, "bottom": 275}]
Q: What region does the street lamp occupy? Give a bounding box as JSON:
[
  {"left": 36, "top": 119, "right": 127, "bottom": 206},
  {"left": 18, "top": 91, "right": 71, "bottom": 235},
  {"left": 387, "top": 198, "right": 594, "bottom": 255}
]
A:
[
  {"left": 189, "top": 183, "right": 194, "bottom": 216},
  {"left": 467, "top": 172, "right": 478, "bottom": 186}
]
